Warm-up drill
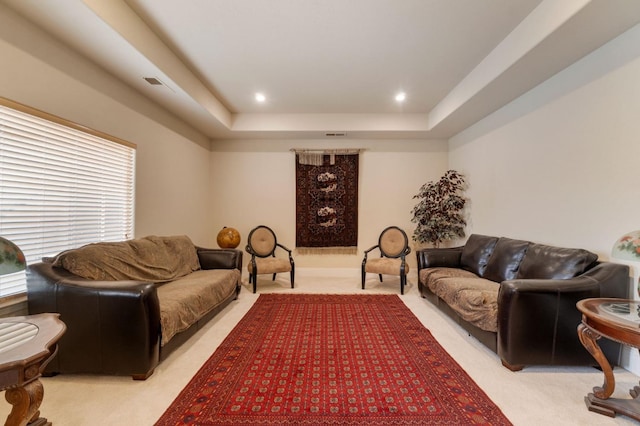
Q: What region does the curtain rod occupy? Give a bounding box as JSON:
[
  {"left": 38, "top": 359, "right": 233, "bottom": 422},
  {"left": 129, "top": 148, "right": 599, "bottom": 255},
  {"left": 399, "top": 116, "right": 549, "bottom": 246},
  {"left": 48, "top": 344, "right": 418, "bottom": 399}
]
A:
[{"left": 289, "top": 148, "right": 364, "bottom": 154}]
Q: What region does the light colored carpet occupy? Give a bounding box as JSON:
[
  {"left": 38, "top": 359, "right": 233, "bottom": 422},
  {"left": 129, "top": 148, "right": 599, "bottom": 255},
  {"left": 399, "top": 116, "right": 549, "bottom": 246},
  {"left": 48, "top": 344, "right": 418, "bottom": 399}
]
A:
[{"left": 3, "top": 268, "right": 638, "bottom": 425}]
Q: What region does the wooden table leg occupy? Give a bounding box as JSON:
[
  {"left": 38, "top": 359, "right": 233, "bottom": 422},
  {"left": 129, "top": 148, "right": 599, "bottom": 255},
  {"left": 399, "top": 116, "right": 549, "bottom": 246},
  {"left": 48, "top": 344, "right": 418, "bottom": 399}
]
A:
[
  {"left": 4, "top": 379, "right": 50, "bottom": 426},
  {"left": 578, "top": 323, "right": 640, "bottom": 421},
  {"left": 578, "top": 323, "right": 615, "bottom": 398}
]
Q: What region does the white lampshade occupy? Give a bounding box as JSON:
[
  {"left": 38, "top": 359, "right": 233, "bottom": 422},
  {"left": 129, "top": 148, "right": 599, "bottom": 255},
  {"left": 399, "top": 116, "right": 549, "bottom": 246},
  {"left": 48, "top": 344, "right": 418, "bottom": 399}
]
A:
[
  {"left": 0, "top": 237, "right": 26, "bottom": 276},
  {"left": 612, "top": 230, "right": 640, "bottom": 262},
  {"left": 611, "top": 231, "right": 640, "bottom": 375}
]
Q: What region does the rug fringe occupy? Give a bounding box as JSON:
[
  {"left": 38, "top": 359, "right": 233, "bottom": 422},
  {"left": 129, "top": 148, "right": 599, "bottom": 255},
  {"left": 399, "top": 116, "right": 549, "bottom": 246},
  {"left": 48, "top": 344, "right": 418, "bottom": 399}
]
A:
[{"left": 297, "top": 247, "right": 357, "bottom": 255}]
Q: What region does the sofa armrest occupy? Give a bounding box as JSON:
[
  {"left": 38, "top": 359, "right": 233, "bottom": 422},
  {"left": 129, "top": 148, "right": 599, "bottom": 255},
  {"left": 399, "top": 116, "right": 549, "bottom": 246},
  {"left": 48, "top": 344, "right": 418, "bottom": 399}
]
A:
[
  {"left": 497, "top": 262, "right": 630, "bottom": 368},
  {"left": 196, "top": 247, "right": 243, "bottom": 271},
  {"left": 26, "top": 262, "right": 161, "bottom": 378},
  {"left": 499, "top": 262, "right": 629, "bottom": 302},
  {"left": 416, "top": 247, "right": 463, "bottom": 269}
]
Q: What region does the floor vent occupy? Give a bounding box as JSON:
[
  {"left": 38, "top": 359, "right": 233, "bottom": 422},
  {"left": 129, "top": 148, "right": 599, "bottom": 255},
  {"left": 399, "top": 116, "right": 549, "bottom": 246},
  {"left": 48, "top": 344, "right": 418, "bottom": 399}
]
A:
[{"left": 324, "top": 132, "right": 347, "bottom": 137}]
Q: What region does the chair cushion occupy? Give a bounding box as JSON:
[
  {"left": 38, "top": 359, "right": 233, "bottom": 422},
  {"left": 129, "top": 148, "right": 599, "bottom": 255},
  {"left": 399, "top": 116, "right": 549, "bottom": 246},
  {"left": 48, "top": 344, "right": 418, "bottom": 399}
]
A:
[
  {"left": 379, "top": 228, "right": 407, "bottom": 257},
  {"left": 249, "top": 227, "right": 276, "bottom": 256},
  {"left": 516, "top": 243, "right": 598, "bottom": 279},
  {"left": 248, "top": 257, "right": 291, "bottom": 274},
  {"left": 483, "top": 237, "right": 530, "bottom": 283},
  {"left": 460, "top": 234, "right": 499, "bottom": 277},
  {"left": 365, "top": 257, "right": 409, "bottom": 275}
]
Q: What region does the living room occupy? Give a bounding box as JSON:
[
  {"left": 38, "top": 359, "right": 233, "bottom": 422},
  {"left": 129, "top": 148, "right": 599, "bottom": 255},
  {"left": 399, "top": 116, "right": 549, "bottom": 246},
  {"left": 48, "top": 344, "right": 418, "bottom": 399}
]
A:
[{"left": 1, "top": 0, "right": 640, "bottom": 424}]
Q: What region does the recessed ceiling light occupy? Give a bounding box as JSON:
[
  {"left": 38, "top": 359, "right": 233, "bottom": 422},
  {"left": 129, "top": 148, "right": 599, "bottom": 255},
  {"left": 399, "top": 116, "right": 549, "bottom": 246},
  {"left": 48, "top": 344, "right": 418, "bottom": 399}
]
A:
[
  {"left": 395, "top": 92, "right": 406, "bottom": 102},
  {"left": 255, "top": 93, "right": 266, "bottom": 103}
]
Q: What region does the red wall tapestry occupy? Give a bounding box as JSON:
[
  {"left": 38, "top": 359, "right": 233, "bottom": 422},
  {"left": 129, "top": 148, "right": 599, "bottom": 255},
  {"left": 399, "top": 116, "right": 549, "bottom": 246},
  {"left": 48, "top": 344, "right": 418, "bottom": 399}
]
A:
[{"left": 295, "top": 153, "right": 358, "bottom": 254}]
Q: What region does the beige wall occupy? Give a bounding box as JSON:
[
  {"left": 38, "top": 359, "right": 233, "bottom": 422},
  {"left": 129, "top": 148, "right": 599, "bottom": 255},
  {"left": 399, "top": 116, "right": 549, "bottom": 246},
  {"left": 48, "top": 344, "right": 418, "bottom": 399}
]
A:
[
  {"left": 0, "top": 5, "right": 214, "bottom": 246},
  {"left": 0, "top": 4, "right": 449, "bottom": 267},
  {"left": 12, "top": 4, "right": 638, "bottom": 278},
  {"left": 448, "top": 24, "right": 640, "bottom": 373},
  {"left": 449, "top": 23, "right": 640, "bottom": 261},
  {"left": 210, "top": 139, "right": 448, "bottom": 270}
]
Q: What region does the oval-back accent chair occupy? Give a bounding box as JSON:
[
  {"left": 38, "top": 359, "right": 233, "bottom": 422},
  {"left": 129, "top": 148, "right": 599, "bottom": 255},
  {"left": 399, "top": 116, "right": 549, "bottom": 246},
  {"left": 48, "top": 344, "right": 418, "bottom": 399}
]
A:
[
  {"left": 246, "top": 225, "right": 295, "bottom": 293},
  {"left": 361, "top": 226, "right": 411, "bottom": 294}
]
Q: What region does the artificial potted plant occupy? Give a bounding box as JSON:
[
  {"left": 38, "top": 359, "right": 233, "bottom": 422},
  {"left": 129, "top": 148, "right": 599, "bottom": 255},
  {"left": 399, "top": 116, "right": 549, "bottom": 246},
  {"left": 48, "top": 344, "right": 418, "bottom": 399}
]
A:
[{"left": 410, "top": 169, "right": 467, "bottom": 248}]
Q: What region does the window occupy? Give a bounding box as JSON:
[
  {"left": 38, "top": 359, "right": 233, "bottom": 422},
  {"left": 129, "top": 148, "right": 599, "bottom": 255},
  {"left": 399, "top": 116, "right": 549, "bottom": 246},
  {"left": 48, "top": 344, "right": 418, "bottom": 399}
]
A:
[{"left": 0, "top": 98, "right": 135, "bottom": 297}]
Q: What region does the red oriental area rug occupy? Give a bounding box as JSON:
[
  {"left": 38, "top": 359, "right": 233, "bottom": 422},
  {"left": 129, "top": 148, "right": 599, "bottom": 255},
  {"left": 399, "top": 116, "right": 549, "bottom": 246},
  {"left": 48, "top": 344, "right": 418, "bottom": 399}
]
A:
[{"left": 155, "top": 294, "right": 512, "bottom": 425}]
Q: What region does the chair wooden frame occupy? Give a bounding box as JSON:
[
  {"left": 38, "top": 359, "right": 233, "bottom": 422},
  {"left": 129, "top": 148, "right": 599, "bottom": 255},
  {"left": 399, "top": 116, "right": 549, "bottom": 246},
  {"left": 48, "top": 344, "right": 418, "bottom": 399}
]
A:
[
  {"left": 361, "top": 226, "right": 411, "bottom": 294},
  {"left": 245, "top": 225, "right": 295, "bottom": 293}
]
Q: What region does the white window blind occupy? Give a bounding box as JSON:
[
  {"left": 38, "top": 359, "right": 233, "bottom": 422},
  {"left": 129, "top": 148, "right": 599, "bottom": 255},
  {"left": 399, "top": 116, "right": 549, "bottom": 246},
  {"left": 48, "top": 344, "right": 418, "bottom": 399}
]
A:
[{"left": 0, "top": 100, "right": 135, "bottom": 297}]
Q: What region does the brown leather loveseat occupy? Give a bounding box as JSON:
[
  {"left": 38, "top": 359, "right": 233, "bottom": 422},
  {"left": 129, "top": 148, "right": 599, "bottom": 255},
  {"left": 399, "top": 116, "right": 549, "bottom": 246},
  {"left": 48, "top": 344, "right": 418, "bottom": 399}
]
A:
[
  {"left": 417, "top": 234, "right": 629, "bottom": 371},
  {"left": 26, "top": 235, "right": 242, "bottom": 380}
]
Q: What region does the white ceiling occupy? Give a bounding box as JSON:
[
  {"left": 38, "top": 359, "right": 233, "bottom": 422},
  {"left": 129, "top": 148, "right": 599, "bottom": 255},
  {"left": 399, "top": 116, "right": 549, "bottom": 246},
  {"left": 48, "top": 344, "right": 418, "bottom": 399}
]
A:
[{"left": 4, "top": 0, "right": 640, "bottom": 140}]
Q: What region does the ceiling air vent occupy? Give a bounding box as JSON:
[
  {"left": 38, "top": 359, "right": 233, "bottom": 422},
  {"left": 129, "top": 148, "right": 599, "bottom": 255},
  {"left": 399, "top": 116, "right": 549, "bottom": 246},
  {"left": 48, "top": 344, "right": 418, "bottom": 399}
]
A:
[
  {"left": 324, "top": 131, "right": 347, "bottom": 137},
  {"left": 143, "top": 77, "right": 163, "bottom": 85}
]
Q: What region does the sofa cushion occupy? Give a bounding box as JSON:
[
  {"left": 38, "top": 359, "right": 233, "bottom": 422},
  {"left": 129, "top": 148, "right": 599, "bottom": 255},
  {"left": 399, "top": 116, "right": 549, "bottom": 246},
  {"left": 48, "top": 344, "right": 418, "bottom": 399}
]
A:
[
  {"left": 516, "top": 243, "right": 598, "bottom": 280},
  {"left": 53, "top": 235, "right": 200, "bottom": 282},
  {"left": 460, "top": 234, "right": 499, "bottom": 277},
  {"left": 483, "top": 238, "right": 530, "bottom": 283},
  {"left": 432, "top": 276, "right": 499, "bottom": 333},
  {"left": 157, "top": 269, "right": 240, "bottom": 345},
  {"left": 420, "top": 267, "right": 478, "bottom": 293}
]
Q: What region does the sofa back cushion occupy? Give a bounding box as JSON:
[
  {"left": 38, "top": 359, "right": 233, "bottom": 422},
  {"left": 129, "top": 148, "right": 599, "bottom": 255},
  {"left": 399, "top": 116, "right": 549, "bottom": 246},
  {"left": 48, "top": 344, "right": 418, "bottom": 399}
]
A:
[
  {"left": 53, "top": 235, "right": 200, "bottom": 282},
  {"left": 460, "top": 234, "right": 499, "bottom": 277},
  {"left": 516, "top": 243, "right": 598, "bottom": 280},
  {"left": 483, "top": 237, "right": 530, "bottom": 283}
]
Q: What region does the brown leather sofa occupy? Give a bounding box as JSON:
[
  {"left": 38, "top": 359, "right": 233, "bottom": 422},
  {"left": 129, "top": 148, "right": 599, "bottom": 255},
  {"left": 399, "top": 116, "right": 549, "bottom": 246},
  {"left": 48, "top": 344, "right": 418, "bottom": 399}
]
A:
[
  {"left": 26, "top": 236, "right": 243, "bottom": 380},
  {"left": 417, "top": 234, "right": 630, "bottom": 371}
]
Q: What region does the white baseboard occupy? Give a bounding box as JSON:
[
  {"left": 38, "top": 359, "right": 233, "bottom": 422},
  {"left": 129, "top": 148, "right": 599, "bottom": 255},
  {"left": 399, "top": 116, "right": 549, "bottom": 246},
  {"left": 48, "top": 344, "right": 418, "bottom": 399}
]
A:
[
  {"left": 296, "top": 267, "right": 360, "bottom": 277},
  {"left": 622, "top": 346, "right": 640, "bottom": 375},
  {"left": 241, "top": 267, "right": 361, "bottom": 279}
]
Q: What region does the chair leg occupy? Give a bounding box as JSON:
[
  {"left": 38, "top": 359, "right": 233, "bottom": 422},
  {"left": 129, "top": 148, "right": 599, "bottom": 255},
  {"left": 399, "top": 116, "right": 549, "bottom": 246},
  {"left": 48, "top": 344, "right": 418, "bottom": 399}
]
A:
[
  {"left": 400, "top": 274, "right": 405, "bottom": 295},
  {"left": 290, "top": 267, "right": 295, "bottom": 288},
  {"left": 378, "top": 274, "right": 383, "bottom": 282},
  {"left": 252, "top": 274, "right": 257, "bottom": 293},
  {"left": 361, "top": 267, "right": 366, "bottom": 289},
  {"left": 272, "top": 273, "right": 276, "bottom": 281}
]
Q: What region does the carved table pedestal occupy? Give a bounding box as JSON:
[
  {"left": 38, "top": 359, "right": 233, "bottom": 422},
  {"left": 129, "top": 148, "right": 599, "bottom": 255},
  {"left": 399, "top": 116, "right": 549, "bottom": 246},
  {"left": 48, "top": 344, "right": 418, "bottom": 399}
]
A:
[
  {"left": 577, "top": 298, "right": 640, "bottom": 421},
  {"left": 0, "top": 314, "right": 65, "bottom": 426}
]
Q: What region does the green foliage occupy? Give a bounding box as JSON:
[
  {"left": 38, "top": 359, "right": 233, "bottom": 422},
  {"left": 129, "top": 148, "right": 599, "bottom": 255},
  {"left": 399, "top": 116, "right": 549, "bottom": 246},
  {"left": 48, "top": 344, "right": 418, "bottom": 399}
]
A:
[{"left": 410, "top": 170, "right": 467, "bottom": 247}]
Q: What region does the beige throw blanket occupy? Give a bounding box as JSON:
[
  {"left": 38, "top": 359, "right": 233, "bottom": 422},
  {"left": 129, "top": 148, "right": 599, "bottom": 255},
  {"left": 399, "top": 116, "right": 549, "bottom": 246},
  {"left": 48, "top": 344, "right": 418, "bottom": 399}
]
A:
[
  {"left": 53, "top": 235, "right": 200, "bottom": 282},
  {"left": 157, "top": 269, "right": 240, "bottom": 345}
]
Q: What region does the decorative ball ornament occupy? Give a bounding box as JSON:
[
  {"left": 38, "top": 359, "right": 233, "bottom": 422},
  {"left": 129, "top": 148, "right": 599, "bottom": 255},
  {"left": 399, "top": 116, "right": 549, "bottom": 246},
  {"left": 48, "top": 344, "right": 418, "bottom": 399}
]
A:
[{"left": 217, "top": 227, "right": 241, "bottom": 249}]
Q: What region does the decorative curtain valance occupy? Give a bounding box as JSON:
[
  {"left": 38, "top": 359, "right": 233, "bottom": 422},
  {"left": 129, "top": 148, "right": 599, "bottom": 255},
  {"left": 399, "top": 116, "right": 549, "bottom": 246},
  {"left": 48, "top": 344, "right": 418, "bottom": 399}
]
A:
[
  {"left": 293, "top": 149, "right": 362, "bottom": 166},
  {"left": 293, "top": 149, "right": 361, "bottom": 254}
]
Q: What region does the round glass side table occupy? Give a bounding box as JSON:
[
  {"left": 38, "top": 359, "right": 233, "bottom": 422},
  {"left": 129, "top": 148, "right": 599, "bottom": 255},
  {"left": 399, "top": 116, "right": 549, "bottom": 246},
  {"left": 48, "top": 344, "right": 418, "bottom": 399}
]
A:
[{"left": 577, "top": 298, "right": 640, "bottom": 421}]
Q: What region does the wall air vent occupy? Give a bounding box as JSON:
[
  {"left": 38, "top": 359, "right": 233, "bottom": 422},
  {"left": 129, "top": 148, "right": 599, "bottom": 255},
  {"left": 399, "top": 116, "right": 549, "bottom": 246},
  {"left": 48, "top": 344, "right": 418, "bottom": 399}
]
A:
[
  {"left": 324, "top": 132, "right": 347, "bottom": 137},
  {"left": 143, "top": 77, "right": 163, "bottom": 85}
]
